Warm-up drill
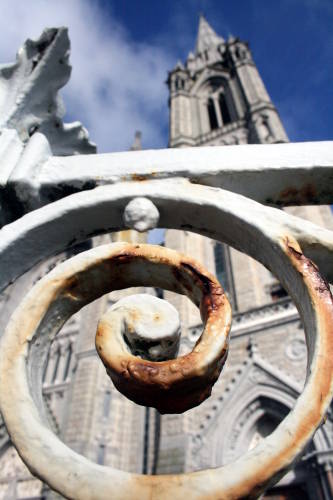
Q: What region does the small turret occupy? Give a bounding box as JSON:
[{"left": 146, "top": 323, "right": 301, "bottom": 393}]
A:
[{"left": 130, "top": 130, "right": 142, "bottom": 151}]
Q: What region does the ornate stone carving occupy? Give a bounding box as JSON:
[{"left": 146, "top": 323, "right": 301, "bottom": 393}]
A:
[
  {"left": 249, "top": 366, "right": 266, "bottom": 384},
  {"left": 286, "top": 338, "right": 307, "bottom": 361}
]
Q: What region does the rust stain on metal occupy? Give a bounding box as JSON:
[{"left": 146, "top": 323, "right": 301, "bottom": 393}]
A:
[
  {"left": 131, "top": 173, "right": 148, "bottom": 182},
  {"left": 134, "top": 239, "right": 333, "bottom": 498},
  {"left": 3, "top": 239, "right": 333, "bottom": 499},
  {"left": 279, "top": 183, "right": 317, "bottom": 205},
  {"left": 3, "top": 125, "right": 333, "bottom": 499},
  {"left": 228, "top": 235, "right": 333, "bottom": 498},
  {"left": 62, "top": 275, "right": 82, "bottom": 301},
  {"left": 120, "top": 171, "right": 158, "bottom": 184},
  {"left": 128, "top": 308, "right": 142, "bottom": 323},
  {"left": 96, "top": 244, "right": 232, "bottom": 414}
]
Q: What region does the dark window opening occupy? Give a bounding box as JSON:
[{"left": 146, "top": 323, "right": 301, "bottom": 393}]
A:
[
  {"left": 152, "top": 410, "right": 161, "bottom": 475},
  {"left": 263, "top": 485, "right": 310, "bottom": 500},
  {"left": 219, "top": 93, "right": 232, "bottom": 125},
  {"left": 142, "top": 407, "right": 150, "bottom": 474},
  {"left": 175, "top": 78, "right": 184, "bottom": 91},
  {"left": 154, "top": 288, "right": 164, "bottom": 299},
  {"left": 214, "top": 243, "right": 237, "bottom": 309},
  {"left": 51, "top": 347, "right": 61, "bottom": 383},
  {"left": 103, "top": 390, "right": 112, "bottom": 418},
  {"left": 270, "top": 282, "right": 288, "bottom": 301},
  {"left": 208, "top": 98, "right": 218, "bottom": 130},
  {"left": 63, "top": 343, "right": 73, "bottom": 381},
  {"left": 66, "top": 239, "right": 92, "bottom": 258},
  {"left": 214, "top": 243, "right": 229, "bottom": 292},
  {"left": 97, "top": 443, "right": 105, "bottom": 465}
]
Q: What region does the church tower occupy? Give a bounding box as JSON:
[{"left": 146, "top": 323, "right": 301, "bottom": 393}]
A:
[
  {"left": 165, "top": 15, "right": 333, "bottom": 317},
  {"left": 168, "top": 15, "right": 288, "bottom": 149},
  {"left": 164, "top": 15, "right": 291, "bottom": 326}
]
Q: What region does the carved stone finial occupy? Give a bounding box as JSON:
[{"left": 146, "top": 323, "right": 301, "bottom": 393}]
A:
[{"left": 130, "top": 131, "right": 142, "bottom": 151}]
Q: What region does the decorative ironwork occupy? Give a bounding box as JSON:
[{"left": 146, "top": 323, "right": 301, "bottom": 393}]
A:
[{"left": 0, "top": 28, "right": 332, "bottom": 499}]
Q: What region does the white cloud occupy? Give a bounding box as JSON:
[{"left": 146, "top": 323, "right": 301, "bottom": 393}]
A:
[{"left": 0, "top": 0, "right": 174, "bottom": 152}]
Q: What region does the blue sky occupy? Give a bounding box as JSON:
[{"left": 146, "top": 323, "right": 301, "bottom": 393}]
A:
[{"left": 0, "top": 0, "right": 332, "bottom": 152}]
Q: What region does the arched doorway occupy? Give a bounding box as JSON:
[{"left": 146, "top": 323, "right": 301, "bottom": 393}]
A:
[{"left": 222, "top": 395, "right": 313, "bottom": 498}]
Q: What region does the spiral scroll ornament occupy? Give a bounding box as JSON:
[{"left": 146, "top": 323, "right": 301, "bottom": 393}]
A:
[
  {"left": 95, "top": 245, "right": 231, "bottom": 414},
  {"left": 1, "top": 25, "right": 333, "bottom": 500},
  {"left": 0, "top": 182, "right": 333, "bottom": 499}
]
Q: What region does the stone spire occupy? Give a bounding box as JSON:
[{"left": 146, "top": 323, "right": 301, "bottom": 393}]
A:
[
  {"left": 195, "top": 15, "right": 225, "bottom": 54},
  {"left": 130, "top": 130, "right": 142, "bottom": 151}
]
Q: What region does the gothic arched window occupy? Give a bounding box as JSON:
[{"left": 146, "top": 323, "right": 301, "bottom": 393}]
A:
[
  {"left": 207, "top": 98, "right": 218, "bottom": 130},
  {"left": 97, "top": 443, "right": 105, "bottom": 465},
  {"left": 63, "top": 342, "right": 73, "bottom": 381},
  {"left": 175, "top": 78, "right": 184, "bottom": 91},
  {"left": 219, "top": 93, "right": 231, "bottom": 125},
  {"left": 51, "top": 346, "right": 61, "bottom": 383},
  {"left": 248, "top": 413, "right": 280, "bottom": 451},
  {"left": 200, "top": 77, "right": 236, "bottom": 133}
]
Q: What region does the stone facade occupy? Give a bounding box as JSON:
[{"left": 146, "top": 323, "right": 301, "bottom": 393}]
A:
[
  {"left": 1, "top": 16, "right": 333, "bottom": 500},
  {"left": 160, "top": 16, "right": 333, "bottom": 499}
]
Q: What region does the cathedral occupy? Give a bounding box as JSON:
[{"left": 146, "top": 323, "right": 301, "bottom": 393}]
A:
[{"left": 1, "top": 15, "right": 333, "bottom": 500}]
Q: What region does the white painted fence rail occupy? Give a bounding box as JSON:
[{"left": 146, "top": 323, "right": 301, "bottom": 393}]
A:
[{"left": 1, "top": 131, "right": 333, "bottom": 224}]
